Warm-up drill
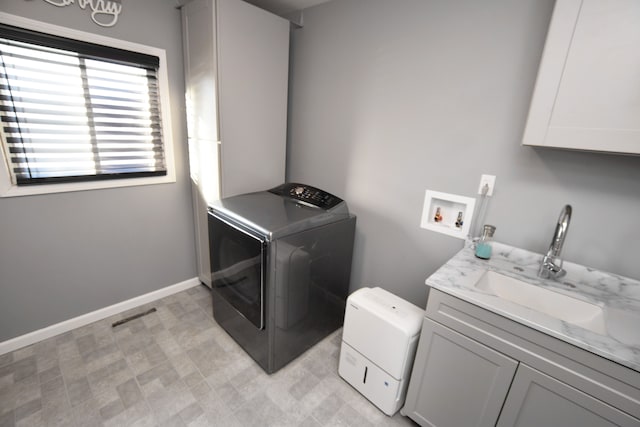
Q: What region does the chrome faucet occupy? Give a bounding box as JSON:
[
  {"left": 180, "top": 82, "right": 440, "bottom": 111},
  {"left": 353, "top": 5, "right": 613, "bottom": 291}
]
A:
[{"left": 538, "top": 204, "right": 572, "bottom": 279}]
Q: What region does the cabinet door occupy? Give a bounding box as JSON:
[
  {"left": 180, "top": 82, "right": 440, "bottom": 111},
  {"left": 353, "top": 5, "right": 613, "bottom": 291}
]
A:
[
  {"left": 497, "top": 364, "right": 639, "bottom": 427},
  {"left": 522, "top": 0, "right": 640, "bottom": 154},
  {"left": 182, "top": 0, "right": 220, "bottom": 287},
  {"left": 403, "top": 318, "right": 518, "bottom": 427},
  {"left": 182, "top": 0, "right": 219, "bottom": 143},
  {"left": 191, "top": 179, "right": 212, "bottom": 287},
  {"left": 217, "top": 0, "right": 288, "bottom": 197}
]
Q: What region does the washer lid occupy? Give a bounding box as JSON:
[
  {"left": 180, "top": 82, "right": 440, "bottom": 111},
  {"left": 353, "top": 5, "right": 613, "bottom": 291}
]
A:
[{"left": 209, "top": 186, "right": 351, "bottom": 240}]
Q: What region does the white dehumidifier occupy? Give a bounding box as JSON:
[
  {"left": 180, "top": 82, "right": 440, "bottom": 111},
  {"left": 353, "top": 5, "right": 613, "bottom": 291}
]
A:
[{"left": 338, "top": 287, "right": 424, "bottom": 416}]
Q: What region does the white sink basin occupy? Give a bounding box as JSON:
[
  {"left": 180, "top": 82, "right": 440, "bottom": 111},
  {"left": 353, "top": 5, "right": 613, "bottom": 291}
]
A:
[{"left": 475, "top": 271, "right": 606, "bottom": 335}]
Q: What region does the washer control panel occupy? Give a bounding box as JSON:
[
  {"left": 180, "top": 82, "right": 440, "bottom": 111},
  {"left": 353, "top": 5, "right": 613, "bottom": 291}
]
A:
[{"left": 269, "top": 183, "right": 343, "bottom": 210}]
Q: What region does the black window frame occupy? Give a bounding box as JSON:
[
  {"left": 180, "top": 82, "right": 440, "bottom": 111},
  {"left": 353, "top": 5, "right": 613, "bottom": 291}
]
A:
[{"left": 0, "top": 22, "right": 168, "bottom": 187}]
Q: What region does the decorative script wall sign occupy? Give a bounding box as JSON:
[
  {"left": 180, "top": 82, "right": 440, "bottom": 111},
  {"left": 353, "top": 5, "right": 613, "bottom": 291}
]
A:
[{"left": 42, "top": 0, "right": 123, "bottom": 28}]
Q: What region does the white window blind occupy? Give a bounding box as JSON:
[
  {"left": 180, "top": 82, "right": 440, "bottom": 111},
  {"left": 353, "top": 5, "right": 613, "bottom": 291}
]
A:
[{"left": 0, "top": 24, "right": 166, "bottom": 185}]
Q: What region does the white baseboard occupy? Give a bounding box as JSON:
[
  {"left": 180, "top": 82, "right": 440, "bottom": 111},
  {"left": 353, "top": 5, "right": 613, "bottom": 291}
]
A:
[{"left": 0, "top": 277, "right": 202, "bottom": 356}]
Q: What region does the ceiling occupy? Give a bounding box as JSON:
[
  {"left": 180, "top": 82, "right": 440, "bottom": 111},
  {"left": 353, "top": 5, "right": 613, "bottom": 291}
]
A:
[{"left": 242, "top": 0, "right": 333, "bottom": 15}]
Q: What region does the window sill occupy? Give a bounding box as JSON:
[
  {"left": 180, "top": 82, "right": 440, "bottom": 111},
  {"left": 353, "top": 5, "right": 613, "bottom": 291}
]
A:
[{"left": 0, "top": 173, "right": 176, "bottom": 198}]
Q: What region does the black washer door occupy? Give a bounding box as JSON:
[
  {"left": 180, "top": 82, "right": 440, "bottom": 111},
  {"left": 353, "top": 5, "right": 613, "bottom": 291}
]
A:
[{"left": 209, "top": 213, "right": 265, "bottom": 329}]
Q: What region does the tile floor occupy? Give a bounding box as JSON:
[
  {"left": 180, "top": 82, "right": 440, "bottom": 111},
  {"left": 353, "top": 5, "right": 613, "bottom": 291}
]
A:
[{"left": 0, "top": 285, "right": 418, "bottom": 426}]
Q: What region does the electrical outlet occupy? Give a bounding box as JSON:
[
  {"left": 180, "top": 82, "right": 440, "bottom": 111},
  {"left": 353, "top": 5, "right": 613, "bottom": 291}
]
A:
[{"left": 478, "top": 174, "right": 496, "bottom": 196}]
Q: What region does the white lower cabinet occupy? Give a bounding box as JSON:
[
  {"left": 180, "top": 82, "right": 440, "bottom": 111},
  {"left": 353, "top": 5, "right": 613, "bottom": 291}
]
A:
[
  {"left": 402, "top": 289, "right": 640, "bottom": 427},
  {"left": 402, "top": 318, "right": 517, "bottom": 427},
  {"left": 498, "top": 364, "right": 639, "bottom": 427}
]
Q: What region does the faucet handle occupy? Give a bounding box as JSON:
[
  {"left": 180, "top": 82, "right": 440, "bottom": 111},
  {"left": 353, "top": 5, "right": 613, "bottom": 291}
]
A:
[
  {"left": 538, "top": 204, "right": 572, "bottom": 280},
  {"left": 539, "top": 254, "right": 565, "bottom": 279}
]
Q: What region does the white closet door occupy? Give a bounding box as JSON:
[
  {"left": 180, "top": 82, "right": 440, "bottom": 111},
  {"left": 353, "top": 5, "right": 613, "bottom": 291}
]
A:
[{"left": 217, "top": 0, "right": 289, "bottom": 197}]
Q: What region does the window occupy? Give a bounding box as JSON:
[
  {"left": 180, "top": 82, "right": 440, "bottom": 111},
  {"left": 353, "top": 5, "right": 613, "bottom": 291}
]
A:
[{"left": 0, "top": 13, "right": 175, "bottom": 197}]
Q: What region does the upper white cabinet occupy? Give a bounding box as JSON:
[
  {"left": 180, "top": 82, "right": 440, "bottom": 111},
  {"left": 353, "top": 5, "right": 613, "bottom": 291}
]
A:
[
  {"left": 182, "top": 0, "right": 288, "bottom": 199},
  {"left": 522, "top": 0, "right": 640, "bottom": 154}
]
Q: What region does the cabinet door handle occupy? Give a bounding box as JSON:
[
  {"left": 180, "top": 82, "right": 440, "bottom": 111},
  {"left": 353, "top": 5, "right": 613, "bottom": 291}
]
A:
[{"left": 363, "top": 366, "right": 368, "bottom": 383}]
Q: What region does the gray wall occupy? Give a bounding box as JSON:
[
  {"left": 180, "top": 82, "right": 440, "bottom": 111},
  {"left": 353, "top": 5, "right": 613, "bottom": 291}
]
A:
[
  {"left": 0, "top": 0, "right": 196, "bottom": 341},
  {"left": 287, "top": 0, "right": 640, "bottom": 307}
]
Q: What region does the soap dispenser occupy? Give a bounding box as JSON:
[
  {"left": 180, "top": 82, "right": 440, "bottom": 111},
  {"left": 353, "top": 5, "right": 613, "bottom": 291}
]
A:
[{"left": 475, "top": 225, "right": 496, "bottom": 260}]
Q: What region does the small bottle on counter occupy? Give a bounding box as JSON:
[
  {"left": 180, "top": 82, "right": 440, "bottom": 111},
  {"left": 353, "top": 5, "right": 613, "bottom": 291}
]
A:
[{"left": 475, "top": 224, "right": 496, "bottom": 260}]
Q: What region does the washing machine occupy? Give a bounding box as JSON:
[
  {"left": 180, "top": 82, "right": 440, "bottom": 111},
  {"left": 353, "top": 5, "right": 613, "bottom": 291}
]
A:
[{"left": 208, "top": 183, "right": 356, "bottom": 374}]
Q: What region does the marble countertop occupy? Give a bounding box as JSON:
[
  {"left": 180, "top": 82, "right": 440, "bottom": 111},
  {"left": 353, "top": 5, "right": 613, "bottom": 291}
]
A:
[{"left": 425, "top": 242, "right": 640, "bottom": 372}]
